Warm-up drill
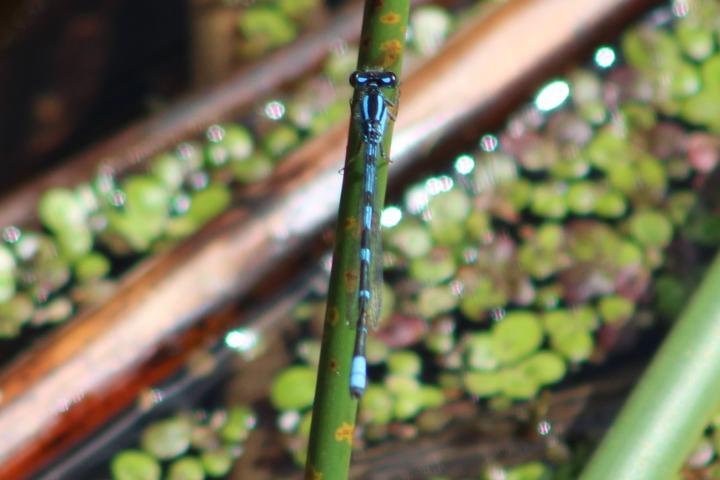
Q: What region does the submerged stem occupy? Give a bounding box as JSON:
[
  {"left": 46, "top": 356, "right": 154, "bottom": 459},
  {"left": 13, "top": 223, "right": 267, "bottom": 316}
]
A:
[{"left": 581, "top": 252, "right": 720, "bottom": 479}]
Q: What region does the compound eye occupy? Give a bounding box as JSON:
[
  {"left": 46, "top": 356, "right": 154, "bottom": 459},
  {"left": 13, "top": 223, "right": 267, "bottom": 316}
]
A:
[
  {"left": 381, "top": 73, "right": 397, "bottom": 86},
  {"left": 349, "top": 72, "right": 368, "bottom": 86},
  {"left": 350, "top": 72, "right": 368, "bottom": 86}
]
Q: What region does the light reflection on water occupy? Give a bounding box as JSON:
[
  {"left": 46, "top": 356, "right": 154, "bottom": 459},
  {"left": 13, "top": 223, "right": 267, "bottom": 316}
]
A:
[
  {"left": 594, "top": 45, "right": 616, "bottom": 69},
  {"left": 454, "top": 154, "right": 475, "bottom": 175},
  {"left": 535, "top": 80, "right": 570, "bottom": 112}
]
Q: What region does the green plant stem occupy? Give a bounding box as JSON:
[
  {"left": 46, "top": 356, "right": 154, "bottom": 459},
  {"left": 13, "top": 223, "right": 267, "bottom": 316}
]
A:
[
  {"left": 305, "top": 1, "right": 409, "bottom": 479},
  {"left": 581, "top": 251, "right": 720, "bottom": 480}
]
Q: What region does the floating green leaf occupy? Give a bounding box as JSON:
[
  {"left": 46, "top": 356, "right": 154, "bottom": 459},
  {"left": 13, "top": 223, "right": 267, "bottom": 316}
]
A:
[
  {"left": 167, "top": 456, "right": 205, "bottom": 480},
  {"left": 491, "top": 311, "right": 544, "bottom": 365},
  {"left": 270, "top": 365, "right": 317, "bottom": 411},
  {"left": 111, "top": 450, "right": 161, "bottom": 480},
  {"left": 519, "top": 351, "right": 567, "bottom": 385},
  {"left": 38, "top": 188, "right": 87, "bottom": 231},
  {"left": 500, "top": 367, "right": 540, "bottom": 400},
  {"left": 140, "top": 416, "right": 192, "bottom": 460},
  {"left": 599, "top": 295, "right": 635, "bottom": 324},
  {"left": 123, "top": 175, "right": 170, "bottom": 218},
  {"left": 387, "top": 350, "right": 422, "bottom": 377},
  {"left": 74, "top": 252, "right": 111, "bottom": 282},
  {"left": 507, "top": 461, "right": 552, "bottom": 480},
  {"left": 464, "top": 333, "right": 499, "bottom": 371},
  {"left": 360, "top": 385, "right": 395, "bottom": 425},
  {"left": 628, "top": 210, "right": 674, "bottom": 247},
  {"left": 219, "top": 406, "right": 257, "bottom": 443},
  {"left": 417, "top": 285, "right": 457, "bottom": 318},
  {"left": 201, "top": 449, "right": 233, "bottom": 478}
]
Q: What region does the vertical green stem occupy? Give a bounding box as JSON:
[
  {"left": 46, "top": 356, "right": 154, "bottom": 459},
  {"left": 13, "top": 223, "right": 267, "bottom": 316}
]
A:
[
  {"left": 581, "top": 252, "right": 720, "bottom": 480},
  {"left": 305, "top": 1, "right": 409, "bottom": 479}
]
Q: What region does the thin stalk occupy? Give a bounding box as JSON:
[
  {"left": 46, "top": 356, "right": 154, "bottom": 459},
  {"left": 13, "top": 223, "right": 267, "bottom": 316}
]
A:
[
  {"left": 581, "top": 251, "right": 720, "bottom": 480},
  {"left": 305, "top": 1, "right": 410, "bottom": 479}
]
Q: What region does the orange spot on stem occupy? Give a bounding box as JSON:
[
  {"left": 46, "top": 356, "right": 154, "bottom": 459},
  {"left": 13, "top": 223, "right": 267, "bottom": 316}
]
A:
[
  {"left": 345, "top": 216, "right": 359, "bottom": 234},
  {"left": 327, "top": 306, "right": 340, "bottom": 326},
  {"left": 335, "top": 422, "right": 355, "bottom": 445},
  {"left": 305, "top": 465, "right": 323, "bottom": 480},
  {"left": 380, "top": 12, "right": 402, "bottom": 24},
  {"left": 344, "top": 270, "right": 359, "bottom": 292},
  {"left": 380, "top": 39, "right": 403, "bottom": 67}
]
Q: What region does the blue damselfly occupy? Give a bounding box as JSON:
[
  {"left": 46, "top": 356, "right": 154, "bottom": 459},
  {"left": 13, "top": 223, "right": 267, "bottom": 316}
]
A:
[{"left": 347, "top": 69, "right": 397, "bottom": 398}]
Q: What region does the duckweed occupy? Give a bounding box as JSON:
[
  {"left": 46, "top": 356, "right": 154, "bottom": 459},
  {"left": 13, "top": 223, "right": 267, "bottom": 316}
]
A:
[
  {"left": 419, "top": 385, "right": 445, "bottom": 408},
  {"left": 459, "top": 277, "right": 509, "bottom": 321},
  {"left": 675, "top": 22, "right": 714, "bottom": 61},
  {"left": 0, "top": 247, "right": 15, "bottom": 303},
  {"left": 567, "top": 181, "right": 598, "bottom": 214},
  {"left": 262, "top": 124, "right": 301, "bottom": 158},
  {"left": 270, "top": 365, "right": 316, "bottom": 411},
  {"left": 408, "top": 248, "right": 457, "bottom": 285},
  {"left": 167, "top": 457, "right": 204, "bottom": 480},
  {"left": 500, "top": 367, "right": 540, "bottom": 400},
  {"left": 141, "top": 417, "right": 193, "bottom": 460},
  {"left": 599, "top": 295, "right": 635, "bottom": 324},
  {"left": 360, "top": 386, "right": 395, "bottom": 425},
  {"left": 519, "top": 351, "right": 567, "bottom": 385},
  {"left": 219, "top": 406, "right": 256, "bottom": 444},
  {"left": 393, "top": 393, "right": 424, "bottom": 420},
  {"left": 490, "top": 312, "right": 544, "bottom": 365},
  {"left": 594, "top": 190, "right": 627, "bottom": 218},
  {"left": 530, "top": 183, "right": 568, "bottom": 219},
  {"left": 111, "top": 450, "right": 161, "bottom": 480},
  {"left": 550, "top": 329, "right": 594, "bottom": 363},
  {"left": 200, "top": 450, "right": 232, "bottom": 477},
  {"left": 385, "top": 374, "right": 421, "bottom": 396},
  {"left": 186, "top": 185, "right": 232, "bottom": 227},
  {"left": 237, "top": 6, "right": 298, "bottom": 58},
  {"left": 110, "top": 404, "right": 254, "bottom": 480},
  {"left": 464, "top": 333, "right": 499, "bottom": 371},
  {"left": 417, "top": 285, "right": 457, "bottom": 318},
  {"left": 0, "top": 294, "right": 33, "bottom": 337},
  {"left": 38, "top": 188, "right": 87, "bottom": 232},
  {"left": 464, "top": 371, "right": 503, "bottom": 398},
  {"left": 151, "top": 154, "right": 185, "bottom": 192},
  {"left": 387, "top": 350, "right": 423, "bottom": 377},
  {"left": 232, "top": 152, "right": 273, "bottom": 184},
  {"left": 123, "top": 176, "right": 170, "bottom": 218},
  {"left": 628, "top": 210, "right": 674, "bottom": 247},
  {"left": 74, "top": 252, "right": 111, "bottom": 282},
  {"left": 506, "top": 462, "right": 552, "bottom": 480}
]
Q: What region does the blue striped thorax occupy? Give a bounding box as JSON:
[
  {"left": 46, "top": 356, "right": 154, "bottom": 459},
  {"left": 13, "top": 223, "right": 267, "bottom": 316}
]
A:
[{"left": 350, "top": 70, "right": 397, "bottom": 147}]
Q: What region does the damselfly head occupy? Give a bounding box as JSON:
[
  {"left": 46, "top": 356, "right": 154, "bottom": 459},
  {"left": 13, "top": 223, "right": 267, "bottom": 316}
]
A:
[{"left": 349, "top": 70, "right": 398, "bottom": 88}]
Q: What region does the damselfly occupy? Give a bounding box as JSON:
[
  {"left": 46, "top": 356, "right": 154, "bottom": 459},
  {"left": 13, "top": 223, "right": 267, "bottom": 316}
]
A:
[{"left": 347, "top": 69, "right": 397, "bottom": 398}]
